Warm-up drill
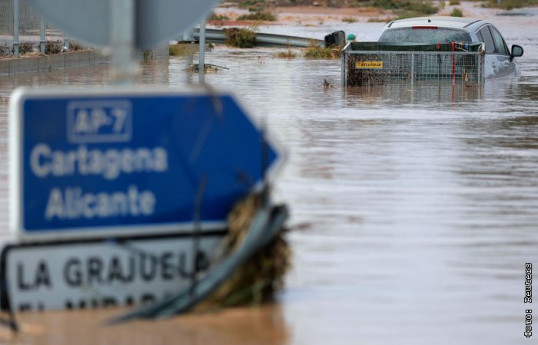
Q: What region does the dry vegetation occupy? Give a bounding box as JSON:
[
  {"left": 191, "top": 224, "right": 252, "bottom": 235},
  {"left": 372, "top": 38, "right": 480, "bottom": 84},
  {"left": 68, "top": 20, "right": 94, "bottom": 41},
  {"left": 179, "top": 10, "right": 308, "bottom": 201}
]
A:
[
  {"left": 304, "top": 43, "right": 342, "bottom": 59},
  {"left": 199, "top": 193, "right": 290, "bottom": 309},
  {"left": 223, "top": 27, "right": 257, "bottom": 48},
  {"left": 169, "top": 43, "right": 199, "bottom": 56},
  {"left": 237, "top": 11, "right": 278, "bottom": 21},
  {"left": 275, "top": 49, "right": 298, "bottom": 58}
]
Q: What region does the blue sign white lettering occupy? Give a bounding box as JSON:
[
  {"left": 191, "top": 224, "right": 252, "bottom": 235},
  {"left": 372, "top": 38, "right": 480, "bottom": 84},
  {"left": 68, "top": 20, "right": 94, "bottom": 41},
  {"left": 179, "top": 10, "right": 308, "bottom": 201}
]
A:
[
  {"left": 9, "top": 87, "right": 283, "bottom": 241},
  {"left": 67, "top": 101, "right": 132, "bottom": 143}
]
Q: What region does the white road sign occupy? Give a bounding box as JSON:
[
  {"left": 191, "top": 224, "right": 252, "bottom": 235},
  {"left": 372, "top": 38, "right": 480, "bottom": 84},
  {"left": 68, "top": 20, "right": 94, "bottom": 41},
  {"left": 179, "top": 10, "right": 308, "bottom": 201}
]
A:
[{"left": 1, "top": 234, "right": 223, "bottom": 311}]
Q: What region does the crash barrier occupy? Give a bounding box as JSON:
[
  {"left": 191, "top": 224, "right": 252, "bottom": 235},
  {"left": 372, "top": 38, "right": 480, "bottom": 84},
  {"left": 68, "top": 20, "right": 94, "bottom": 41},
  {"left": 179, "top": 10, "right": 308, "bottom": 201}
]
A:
[{"left": 342, "top": 42, "right": 485, "bottom": 87}]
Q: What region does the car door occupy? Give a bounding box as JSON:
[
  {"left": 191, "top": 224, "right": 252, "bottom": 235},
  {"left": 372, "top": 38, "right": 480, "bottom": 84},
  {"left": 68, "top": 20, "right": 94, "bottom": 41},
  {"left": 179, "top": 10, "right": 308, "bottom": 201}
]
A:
[{"left": 476, "top": 25, "right": 516, "bottom": 78}]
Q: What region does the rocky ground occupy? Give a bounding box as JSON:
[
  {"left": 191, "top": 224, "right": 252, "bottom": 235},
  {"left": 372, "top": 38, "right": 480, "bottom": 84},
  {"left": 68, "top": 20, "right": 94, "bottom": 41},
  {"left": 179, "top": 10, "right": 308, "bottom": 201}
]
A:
[
  {"left": 212, "top": 1, "right": 391, "bottom": 26},
  {"left": 210, "top": 0, "right": 536, "bottom": 27},
  {"left": 224, "top": 0, "right": 385, "bottom": 7},
  {"left": 214, "top": 1, "right": 474, "bottom": 27}
]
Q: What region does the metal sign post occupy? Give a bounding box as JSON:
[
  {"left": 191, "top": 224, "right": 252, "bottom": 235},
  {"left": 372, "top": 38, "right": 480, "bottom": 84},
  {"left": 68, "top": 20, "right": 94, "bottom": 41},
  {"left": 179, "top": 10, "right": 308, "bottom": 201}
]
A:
[
  {"left": 199, "top": 17, "right": 206, "bottom": 85},
  {"left": 39, "top": 18, "right": 45, "bottom": 54},
  {"left": 110, "top": 0, "right": 138, "bottom": 84},
  {"left": 13, "top": 0, "right": 19, "bottom": 57}
]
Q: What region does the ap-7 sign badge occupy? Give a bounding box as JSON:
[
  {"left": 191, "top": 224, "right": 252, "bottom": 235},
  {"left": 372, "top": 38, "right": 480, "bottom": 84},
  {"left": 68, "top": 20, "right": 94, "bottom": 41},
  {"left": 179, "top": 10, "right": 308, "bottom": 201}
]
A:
[{"left": 9, "top": 87, "right": 282, "bottom": 242}]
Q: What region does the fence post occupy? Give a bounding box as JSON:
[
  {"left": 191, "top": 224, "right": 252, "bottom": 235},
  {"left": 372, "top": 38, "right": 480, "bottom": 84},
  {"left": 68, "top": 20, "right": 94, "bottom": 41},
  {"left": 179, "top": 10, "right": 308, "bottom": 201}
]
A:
[
  {"left": 40, "top": 18, "right": 46, "bottom": 54},
  {"left": 199, "top": 16, "right": 206, "bottom": 84},
  {"left": 13, "top": 0, "right": 19, "bottom": 57},
  {"left": 341, "top": 47, "right": 346, "bottom": 86},
  {"left": 410, "top": 53, "right": 415, "bottom": 86}
]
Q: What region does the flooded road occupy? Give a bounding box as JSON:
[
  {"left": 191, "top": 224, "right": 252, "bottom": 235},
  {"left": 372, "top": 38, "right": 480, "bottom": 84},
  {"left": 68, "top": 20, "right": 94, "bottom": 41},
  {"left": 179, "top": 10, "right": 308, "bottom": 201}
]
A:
[{"left": 0, "top": 10, "right": 538, "bottom": 345}]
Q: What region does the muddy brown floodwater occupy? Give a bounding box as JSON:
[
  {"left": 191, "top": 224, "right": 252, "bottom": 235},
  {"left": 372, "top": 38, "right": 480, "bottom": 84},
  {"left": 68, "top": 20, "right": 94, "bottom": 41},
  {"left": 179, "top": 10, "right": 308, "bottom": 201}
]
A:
[{"left": 0, "top": 4, "right": 538, "bottom": 345}]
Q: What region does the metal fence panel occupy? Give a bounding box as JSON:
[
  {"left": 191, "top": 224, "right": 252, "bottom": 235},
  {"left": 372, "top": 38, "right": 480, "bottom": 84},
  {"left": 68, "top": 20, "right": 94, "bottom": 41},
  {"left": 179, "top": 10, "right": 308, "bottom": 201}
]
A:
[
  {"left": 343, "top": 43, "right": 485, "bottom": 87},
  {"left": 0, "top": 0, "right": 66, "bottom": 57}
]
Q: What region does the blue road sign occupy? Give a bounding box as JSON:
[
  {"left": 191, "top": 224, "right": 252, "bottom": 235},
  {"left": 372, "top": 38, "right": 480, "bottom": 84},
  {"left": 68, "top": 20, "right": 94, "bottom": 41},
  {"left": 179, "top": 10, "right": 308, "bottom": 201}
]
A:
[{"left": 10, "top": 87, "right": 283, "bottom": 241}]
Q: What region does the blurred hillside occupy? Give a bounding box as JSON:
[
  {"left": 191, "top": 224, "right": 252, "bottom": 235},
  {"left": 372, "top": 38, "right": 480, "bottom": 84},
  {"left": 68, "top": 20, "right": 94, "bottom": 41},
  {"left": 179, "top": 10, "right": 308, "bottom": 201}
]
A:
[{"left": 226, "top": 0, "right": 360, "bottom": 7}]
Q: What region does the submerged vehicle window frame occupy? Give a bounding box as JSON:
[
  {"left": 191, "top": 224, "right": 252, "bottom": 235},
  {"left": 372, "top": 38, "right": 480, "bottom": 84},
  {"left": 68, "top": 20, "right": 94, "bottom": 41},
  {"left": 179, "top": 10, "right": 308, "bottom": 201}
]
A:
[
  {"left": 488, "top": 25, "right": 510, "bottom": 55},
  {"left": 378, "top": 28, "right": 472, "bottom": 44},
  {"left": 477, "top": 26, "right": 496, "bottom": 54}
]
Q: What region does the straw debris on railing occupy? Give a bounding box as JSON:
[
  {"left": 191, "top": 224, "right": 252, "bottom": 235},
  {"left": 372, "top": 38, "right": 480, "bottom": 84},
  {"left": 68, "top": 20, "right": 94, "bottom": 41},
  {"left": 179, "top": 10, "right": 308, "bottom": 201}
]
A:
[
  {"left": 304, "top": 41, "right": 341, "bottom": 59},
  {"left": 223, "top": 28, "right": 257, "bottom": 48},
  {"left": 107, "top": 191, "right": 289, "bottom": 324},
  {"left": 169, "top": 43, "right": 198, "bottom": 57},
  {"left": 199, "top": 192, "right": 291, "bottom": 310}
]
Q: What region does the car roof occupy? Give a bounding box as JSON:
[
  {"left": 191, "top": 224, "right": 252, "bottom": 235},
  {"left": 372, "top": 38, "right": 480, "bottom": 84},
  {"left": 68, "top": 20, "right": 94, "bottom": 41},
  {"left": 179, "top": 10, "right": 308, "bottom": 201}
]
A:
[{"left": 385, "top": 16, "right": 483, "bottom": 30}]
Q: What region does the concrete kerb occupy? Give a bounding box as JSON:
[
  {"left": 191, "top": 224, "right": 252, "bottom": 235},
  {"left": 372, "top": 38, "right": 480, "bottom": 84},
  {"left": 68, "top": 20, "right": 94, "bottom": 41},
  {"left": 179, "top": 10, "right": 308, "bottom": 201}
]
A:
[
  {"left": 0, "top": 50, "right": 106, "bottom": 76},
  {"left": 0, "top": 46, "right": 168, "bottom": 76},
  {"left": 44, "top": 53, "right": 65, "bottom": 72}
]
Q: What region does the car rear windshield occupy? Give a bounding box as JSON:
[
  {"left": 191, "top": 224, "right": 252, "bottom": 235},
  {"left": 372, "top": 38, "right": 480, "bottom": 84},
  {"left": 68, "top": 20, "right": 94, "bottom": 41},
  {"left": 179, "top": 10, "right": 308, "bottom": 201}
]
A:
[{"left": 379, "top": 28, "right": 472, "bottom": 44}]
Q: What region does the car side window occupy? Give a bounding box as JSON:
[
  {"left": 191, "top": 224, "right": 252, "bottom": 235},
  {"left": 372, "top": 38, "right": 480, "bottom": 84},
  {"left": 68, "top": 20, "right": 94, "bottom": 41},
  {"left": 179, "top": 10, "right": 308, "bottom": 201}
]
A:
[
  {"left": 477, "top": 26, "right": 495, "bottom": 54},
  {"left": 476, "top": 30, "right": 483, "bottom": 42},
  {"left": 489, "top": 26, "right": 510, "bottom": 55}
]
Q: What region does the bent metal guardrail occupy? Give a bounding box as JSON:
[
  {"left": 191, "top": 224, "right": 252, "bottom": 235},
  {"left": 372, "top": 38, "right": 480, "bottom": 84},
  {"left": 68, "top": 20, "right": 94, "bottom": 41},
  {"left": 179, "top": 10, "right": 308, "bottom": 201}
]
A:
[
  {"left": 192, "top": 28, "right": 324, "bottom": 48},
  {"left": 342, "top": 42, "right": 485, "bottom": 87}
]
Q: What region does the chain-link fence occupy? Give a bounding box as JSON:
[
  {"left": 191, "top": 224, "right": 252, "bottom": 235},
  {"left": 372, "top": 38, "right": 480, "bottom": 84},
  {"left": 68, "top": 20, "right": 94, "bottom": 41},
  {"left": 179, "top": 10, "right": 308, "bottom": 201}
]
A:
[{"left": 0, "top": 0, "right": 70, "bottom": 58}]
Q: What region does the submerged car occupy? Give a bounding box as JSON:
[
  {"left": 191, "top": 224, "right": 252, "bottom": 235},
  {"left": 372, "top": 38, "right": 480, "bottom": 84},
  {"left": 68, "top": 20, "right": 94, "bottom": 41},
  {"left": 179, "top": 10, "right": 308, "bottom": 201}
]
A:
[{"left": 377, "top": 16, "right": 524, "bottom": 78}]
